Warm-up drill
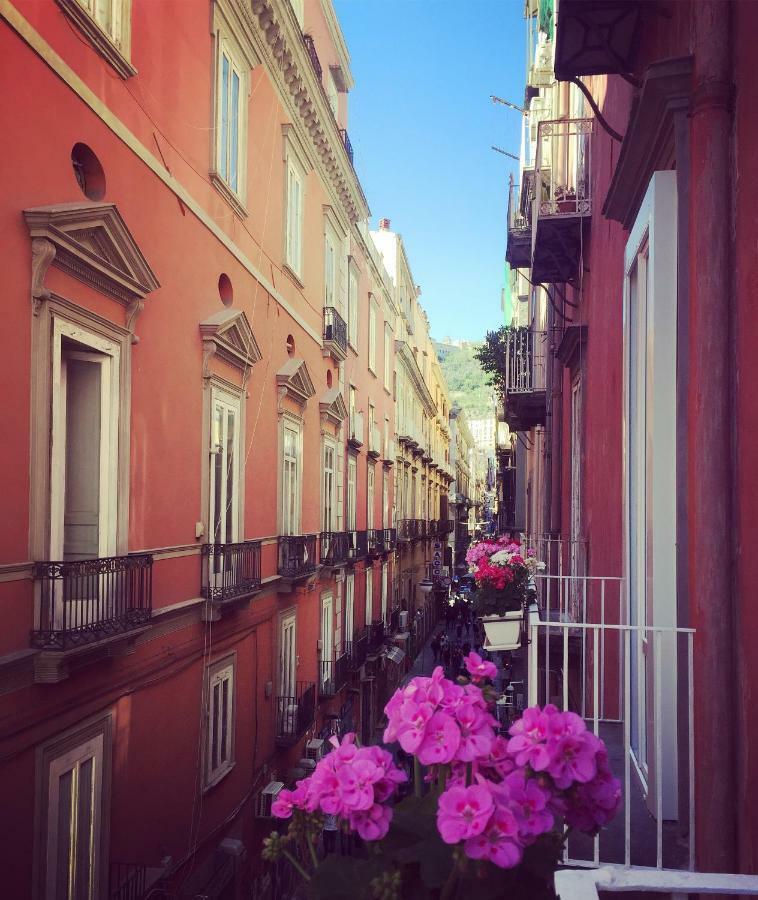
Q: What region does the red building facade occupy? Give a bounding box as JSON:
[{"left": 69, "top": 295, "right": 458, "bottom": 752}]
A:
[
  {"left": 504, "top": 0, "right": 758, "bottom": 879},
  {"left": 0, "top": 1, "right": 454, "bottom": 896}
]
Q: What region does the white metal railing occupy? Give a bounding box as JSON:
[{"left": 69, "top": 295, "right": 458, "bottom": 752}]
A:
[
  {"left": 527, "top": 603, "right": 696, "bottom": 872},
  {"left": 534, "top": 118, "right": 593, "bottom": 219},
  {"left": 504, "top": 328, "right": 548, "bottom": 394},
  {"left": 555, "top": 866, "right": 758, "bottom": 899},
  {"left": 521, "top": 533, "right": 588, "bottom": 578}
]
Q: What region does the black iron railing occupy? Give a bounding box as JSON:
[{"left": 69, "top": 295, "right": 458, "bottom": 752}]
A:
[
  {"left": 339, "top": 129, "right": 354, "bottom": 166},
  {"left": 397, "top": 519, "right": 418, "bottom": 542},
  {"left": 347, "top": 529, "right": 368, "bottom": 561},
  {"left": 346, "top": 627, "right": 368, "bottom": 671},
  {"left": 367, "top": 620, "right": 385, "bottom": 654},
  {"left": 319, "top": 653, "right": 348, "bottom": 697},
  {"left": 418, "top": 519, "right": 428, "bottom": 538},
  {"left": 367, "top": 528, "right": 385, "bottom": 556},
  {"left": 323, "top": 306, "right": 347, "bottom": 355},
  {"left": 441, "top": 520, "right": 455, "bottom": 535},
  {"left": 278, "top": 534, "right": 319, "bottom": 578},
  {"left": 383, "top": 528, "right": 397, "bottom": 552},
  {"left": 32, "top": 554, "right": 153, "bottom": 651},
  {"left": 201, "top": 540, "right": 261, "bottom": 602},
  {"left": 320, "top": 531, "right": 350, "bottom": 566},
  {"left": 276, "top": 681, "right": 316, "bottom": 745},
  {"left": 302, "top": 34, "right": 322, "bottom": 81},
  {"left": 110, "top": 864, "right": 147, "bottom": 900}
]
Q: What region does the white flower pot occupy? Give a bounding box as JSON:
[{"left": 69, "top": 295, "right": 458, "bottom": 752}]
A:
[{"left": 481, "top": 611, "right": 523, "bottom": 651}]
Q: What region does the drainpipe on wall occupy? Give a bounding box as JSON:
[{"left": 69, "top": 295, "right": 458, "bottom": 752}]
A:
[
  {"left": 549, "top": 290, "right": 563, "bottom": 551},
  {"left": 542, "top": 287, "right": 554, "bottom": 548},
  {"left": 689, "top": 0, "right": 736, "bottom": 873}
]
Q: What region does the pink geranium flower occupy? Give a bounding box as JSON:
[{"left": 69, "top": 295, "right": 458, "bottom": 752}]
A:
[
  {"left": 463, "top": 807, "right": 522, "bottom": 869},
  {"left": 349, "top": 803, "right": 393, "bottom": 840},
  {"left": 417, "top": 710, "right": 461, "bottom": 765},
  {"left": 546, "top": 735, "right": 598, "bottom": 789},
  {"left": 454, "top": 702, "right": 497, "bottom": 762},
  {"left": 464, "top": 651, "right": 498, "bottom": 682},
  {"left": 507, "top": 706, "right": 554, "bottom": 770},
  {"left": 437, "top": 784, "right": 494, "bottom": 843}
]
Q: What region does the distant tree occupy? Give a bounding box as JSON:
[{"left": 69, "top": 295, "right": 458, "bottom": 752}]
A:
[{"left": 473, "top": 327, "right": 510, "bottom": 399}]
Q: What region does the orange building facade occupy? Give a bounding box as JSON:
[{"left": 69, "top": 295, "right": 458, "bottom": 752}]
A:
[{"left": 0, "top": 1, "right": 453, "bottom": 896}]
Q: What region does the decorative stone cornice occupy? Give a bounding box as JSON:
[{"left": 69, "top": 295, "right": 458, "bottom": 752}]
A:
[
  {"left": 232, "top": 0, "right": 368, "bottom": 225},
  {"left": 200, "top": 308, "right": 262, "bottom": 379},
  {"left": 24, "top": 202, "right": 159, "bottom": 341},
  {"left": 276, "top": 356, "right": 316, "bottom": 412},
  {"left": 319, "top": 386, "right": 348, "bottom": 427},
  {"left": 395, "top": 340, "right": 437, "bottom": 416}
]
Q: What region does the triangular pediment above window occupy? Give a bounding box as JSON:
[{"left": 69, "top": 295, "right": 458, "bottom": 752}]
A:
[
  {"left": 319, "top": 387, "right": 348, "bottom": 427},
  {"left": 24, "top": 202, "right": 160, "bottom": 306},
  {"left": 200, "top": 309, "right": 262, "bottom": 378},
  {"left": 276, "top": 357, "right": 316, "bottom": 408}
]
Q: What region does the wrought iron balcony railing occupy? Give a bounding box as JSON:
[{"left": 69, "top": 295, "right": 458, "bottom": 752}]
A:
[
  {"left": 367, "top": 528, "right": 385, "bottom": 556},
  {"left": 319, "top": 653, "right": 348, "bottom": 697},
  {"left": 323, "top": 306, "right": 347, "bottom": 358},
  {"left": 110, "top": 863, "right": 148, "bottom": 900},
  {"left": 504, "top": 327, "right": 548, "bottom": 395},
  {"left": 383, "top": 527, "right": 397, "bottom": 552},
  {"left": 32, "top": 554, "right": 153, "bottom": 651},
  {"left": 320, "top": 530, "right": 350, "bottom": 566},
  {"left": 302, "top": 33, "right": 322, "bottom": 82},
  {"left": 201, "top": 540, "right": 261, "bottom": 602},
  {"left": 367, "top": 620, "right": 385, "bottom": 654},
  {"left": 506, "top": 170, "right": 535, "bottom": 269},
  {"left": 347, "top": 529, "right": 368, "bottom": 561},
  {"left": 346, "top": 627, "right": 368, "bottom": 671},
  {"left": 276, "top": 681, "right": 316, "bottom": 746},
  {"left": 397, "top": 519, "right": 416, "bottom": 542},
  {"left": 339, "top": 128, "right": 354, "bottom": 166},
  {"left": 278, "top": 534, "right": 319, "bottom": 578}
]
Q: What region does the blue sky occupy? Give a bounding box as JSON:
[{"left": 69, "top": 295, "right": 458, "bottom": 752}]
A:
[{"left": 335, "top": 0, "right": 525, "bottom": 342}]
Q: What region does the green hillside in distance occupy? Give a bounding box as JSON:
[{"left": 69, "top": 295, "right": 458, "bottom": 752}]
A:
[{"left": 434, "top": 339, "right": 495, "bottom": 419}]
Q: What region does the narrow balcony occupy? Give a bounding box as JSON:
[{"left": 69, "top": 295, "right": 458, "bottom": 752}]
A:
[
  {"left": 367, "top": 528, "right": 385, "bottom": 557},
  {"left": 278, "top": 534, "right": 319, "bottom": 580},
  {"left": 348, "top": 410, "right": 364, "bottom": 449},
  {"left": 347, "top": 529, "right": 368, "bottom": 561},
  {"left": 339, "top": 128, "right": 354, "bottom": 167},
  {"left": 201, "top": 539, "right": 261, "bottom": 604},
  {"left": 346, "top": 627, "right": 368, "bottom": 671},
  {"left": 367, "top": 424, "right": 382, "bottom": 459},
  {"left": 506, "top": 169, "right": 535, "bottom": 269},
  {"left": 302, "top": 33, "right": 322, "bottom": 82},
  {"left": 502, "top": 327, "right": 548, "bottom": 430},
  {"left": 383, "top": 437, "right": 395, "bottom": 466},
  {"left": 275, "top": 681, "right": 316, "bottom": 747},
  {"left": 32, "top": 554, "right": 152, "bottom": 652},
  {"left": 319, "top": 652, "right": 348, "bottom": 698},
  {"left": 367, "top": 620, "right": 385, "bottom": 655},
  {"left": 397, "top": 519, "right": 416, "bottom": 542},
  {"left": 320, "top": 530, "right": 350, "bottom": 567},
  {"left": 532, "top": 118, "right": 594, "bottom": 284},
  {"left": 322, "top": 306, "right": 347, "bottom": 361},
  {"left": 383, "top": 527, "right": 397, "bottom": 552}
]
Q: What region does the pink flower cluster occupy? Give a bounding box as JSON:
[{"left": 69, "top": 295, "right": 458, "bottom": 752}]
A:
[
  {"left": 383, "top": 665, "right": 499, "bottom": 765},
  {"left": 271, "top": 733, "right": 407, "bottom": 840},
  {"left": 465, "top": 536, "right": 542, "bottom": 592},
  {"left": 433, "top": 703, "right": 621, "bottom": 869}
]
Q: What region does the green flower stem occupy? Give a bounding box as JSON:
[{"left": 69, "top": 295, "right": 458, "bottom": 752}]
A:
[
  {"left": 282, "top": 849, "right": 311, "bottom": 883},
  {"left": 306, "top": 832, "right": 319, "bottom": 869}
]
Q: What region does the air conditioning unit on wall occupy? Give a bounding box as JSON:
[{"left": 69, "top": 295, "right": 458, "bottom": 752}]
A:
[
  {"left": 399, "top": 610, "right": 409, "bottom": 631},
  {"left": 256, "top": 781, "right": 284, "bottom": 818},
  {"left": 305, "top": 738, "right": 326, "bottom": 761}
]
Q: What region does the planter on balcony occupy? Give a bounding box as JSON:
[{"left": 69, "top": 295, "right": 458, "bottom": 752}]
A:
[{"left": 481, "top": 610, "right": 524, "bottom": 651}]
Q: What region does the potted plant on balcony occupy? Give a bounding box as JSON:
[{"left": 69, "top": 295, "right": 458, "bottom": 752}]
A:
[
  {"left": 553, "top": 185, "right": 577, "bottom": 215},
  {"left": 466, "top": 537, "right": 543, "bottom": 650},
  {"left": 263, "top": 657, "right": 621, "bottom": 899}
]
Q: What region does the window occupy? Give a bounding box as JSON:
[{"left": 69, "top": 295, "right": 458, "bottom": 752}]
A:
[
  {"left": 215, "top": 41, "right": 245, "bottom": 198},
  {"left": 368, "top": 402, "right": 376, "bottom": 451},
  {"left": 365, "top": 568, "right": 373, "bottom": 624},
  {"left": 382, "top": 470, "right": 389, "bottom": 528},
  {"left": 285, "top": 160, "right": 304, "bottom": 277},
  {"left": 209, "top": 388, "right": 241, "bottom": 546},
  {"left": 348, "top": 267, "right": 358, "bottom": 349},
  {"left": 324, "top": 230, "right": 336, "bottom": 308},
  {"left": 381, "top": 562, "right": 388, "bottom": 622},
  {"left": 207, "top": 658, "right": 235, "bottom": 786},
  {"left": 321, "top": 593, "right": 333, "bottom": 686},
  {"left": 368, "top": 301, "right": 377, "bottom": 373},
  {"left": 281, "top": 417, "right": 302, "bottom": 535},
  {"left": 51, "top": 323, "right": 120, "bottom": 563},
  {"left": 279, "top": 613, "right": 296, "bottom": 698},
  {"left": 367, "top": 464, "right": 375, "bottom": 528},
  {"left": 384, "top": 322, "right": 392, "bottom": 392},
  {"left": 59, "top": 0, "right": 134, "bottom": 78},
  {"left": 322, "top": 437, "right": 336, "bottom": 530},
  {"left": 345, "top": 573, "right": 355, "bottom": 640},
  {"left": 45, "top": 731, "right": 105, "bottom": 900},
  {"left": 347, "top": 455, "right": 357, "bottom": 530}
]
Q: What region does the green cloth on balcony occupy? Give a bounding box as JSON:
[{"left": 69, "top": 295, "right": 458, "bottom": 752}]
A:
[{"left": 539, "top": 0, "right": 554, "bottom": 39}]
